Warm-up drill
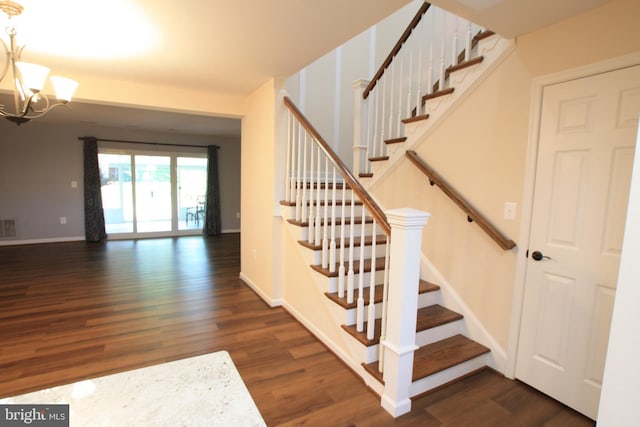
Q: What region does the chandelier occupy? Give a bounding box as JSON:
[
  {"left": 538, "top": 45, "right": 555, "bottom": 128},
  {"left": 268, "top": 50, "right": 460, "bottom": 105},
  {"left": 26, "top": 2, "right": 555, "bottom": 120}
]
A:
[{"left": 0, "top": 0, "right": 78, "bottom": 125}]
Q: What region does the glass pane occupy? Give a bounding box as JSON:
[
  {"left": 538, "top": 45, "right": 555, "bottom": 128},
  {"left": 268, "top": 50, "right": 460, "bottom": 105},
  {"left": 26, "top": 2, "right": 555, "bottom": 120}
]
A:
[
  {"left": 98, "top": 153, "right": 134, "bottom": 234},
  {"left": 177, "top": 157, "right": 208, "bottom": 230},
  {"left": 135, "top": 155, "right": 172, "bottom": 232}
]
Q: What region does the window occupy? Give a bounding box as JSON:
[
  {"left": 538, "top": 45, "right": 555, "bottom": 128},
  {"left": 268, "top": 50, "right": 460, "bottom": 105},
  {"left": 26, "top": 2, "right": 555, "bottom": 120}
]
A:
[{"left": 98, "top": 150, "right": 207, "bottom": 237}]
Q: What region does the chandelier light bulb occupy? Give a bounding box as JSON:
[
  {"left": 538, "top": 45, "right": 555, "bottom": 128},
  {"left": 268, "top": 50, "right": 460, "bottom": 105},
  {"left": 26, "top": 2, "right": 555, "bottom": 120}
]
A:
[{"left": 50, "top": 75, "right": 79, "bottom": 102}]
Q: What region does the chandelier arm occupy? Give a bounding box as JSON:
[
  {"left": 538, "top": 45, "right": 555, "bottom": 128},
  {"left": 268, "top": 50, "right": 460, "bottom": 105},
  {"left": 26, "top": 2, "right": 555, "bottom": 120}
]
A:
[{"left": 0, "top": 38, "right": 9, "bottom": 82}]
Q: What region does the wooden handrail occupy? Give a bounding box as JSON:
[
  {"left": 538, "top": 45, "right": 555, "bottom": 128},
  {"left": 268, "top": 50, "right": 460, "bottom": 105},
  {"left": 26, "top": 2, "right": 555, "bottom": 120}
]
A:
[
  {"left": 362, "top": 2, "right": 431, "bottom": 100},
  {"left": 284, "top": 96, "right": 390, "bottom": 235},
  {"left": 406, "top": 150, "right": 516, "bottom": 250}
]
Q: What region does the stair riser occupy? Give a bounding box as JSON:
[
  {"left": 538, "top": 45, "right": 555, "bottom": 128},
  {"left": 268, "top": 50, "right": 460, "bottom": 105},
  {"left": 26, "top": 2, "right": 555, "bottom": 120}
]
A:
[
  {"left": 323, "top": 270, "right": 386, "bottom": 293},
  {"left": 287, "top": 189, "right": 355, "bottom": 205},
  {"left": 298, "top": 223, "right": 381, "bottom": 242},
  {"left": 408, "top": 354, "right": 488, "bottom": 398},
  {"left": 344, "top": 337, "right": 380, "bottom": 365},
  {"left": 301, "top": 244, "right": 388, "bottom": 266},
  {"left": 344, "top": 301, "right": 382, "bottom": 326},
  {"left": 415, "top": 320, "right": 463, "bottom": 347}
]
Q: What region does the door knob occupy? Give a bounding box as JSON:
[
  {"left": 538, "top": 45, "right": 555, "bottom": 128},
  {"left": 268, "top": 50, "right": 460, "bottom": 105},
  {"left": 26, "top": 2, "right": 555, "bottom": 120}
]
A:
[{"left": 531, "top": 250, "right": 551, "bottom": 261}]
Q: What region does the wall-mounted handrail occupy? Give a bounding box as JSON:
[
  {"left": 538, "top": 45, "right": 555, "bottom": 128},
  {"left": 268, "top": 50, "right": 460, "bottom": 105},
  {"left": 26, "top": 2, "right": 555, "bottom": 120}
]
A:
[
  {"left": 284, "top": 96, "right": 390, "bottom": 235},
  {"left": 362, "top": 1, "right": 431, "bottom": 100},
  {"left": 406, "top": 150, "right": 516, "bottom": 250}
]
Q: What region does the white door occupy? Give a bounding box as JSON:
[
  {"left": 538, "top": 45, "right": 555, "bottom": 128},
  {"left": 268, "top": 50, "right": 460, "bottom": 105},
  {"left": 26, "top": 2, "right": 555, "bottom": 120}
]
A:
[{"left": 516, "top": 65, "right": 640, "bottom": 419}]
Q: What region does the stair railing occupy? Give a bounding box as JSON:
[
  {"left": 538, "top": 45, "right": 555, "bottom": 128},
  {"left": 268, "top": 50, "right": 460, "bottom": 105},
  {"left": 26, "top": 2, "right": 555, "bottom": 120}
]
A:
[
  {"left": 283, "top": 96, "right": 392, "bottom": 362},
  {"left": 406, "top": 150, "right": 516, "bottom": 250},
  {"left": 353, "top": 1, "right": 486, "bottom": 177}
]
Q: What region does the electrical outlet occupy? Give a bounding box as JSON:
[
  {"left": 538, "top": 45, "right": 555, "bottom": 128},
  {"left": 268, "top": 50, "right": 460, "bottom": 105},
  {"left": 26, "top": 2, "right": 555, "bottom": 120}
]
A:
[
  {"left": 71, "top": 181, "right": 78, "bottom": 189},
  {"left": 252, "top": 249, "right": 257, "bottom": 261},
  {"left": 504, "top": 202, "right": 517, "bottom": 220},
  {"left": 60, "top": 217, "right": 67, "bottom": 225},
  {"left": 236, "top": 212, "right": 241, "bottom": 219}
]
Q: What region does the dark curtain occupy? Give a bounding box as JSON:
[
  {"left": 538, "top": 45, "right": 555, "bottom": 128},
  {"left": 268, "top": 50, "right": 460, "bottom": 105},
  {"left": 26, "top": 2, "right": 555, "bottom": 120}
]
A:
[
  {"left": 82, "top": 137, "right": 107, "bottom": 242},
  {"left": 204, "top": 145, "right": 222, "bottom": 235}
]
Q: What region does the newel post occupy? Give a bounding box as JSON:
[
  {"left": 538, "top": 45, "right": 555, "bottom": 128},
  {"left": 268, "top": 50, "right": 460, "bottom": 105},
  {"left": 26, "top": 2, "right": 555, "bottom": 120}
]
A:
[
  {"left": 352, "top": 79, "right": 370, "bottom": 177},
  {"left": 381, "top": 208, "right": 431, "bottom": 417}
]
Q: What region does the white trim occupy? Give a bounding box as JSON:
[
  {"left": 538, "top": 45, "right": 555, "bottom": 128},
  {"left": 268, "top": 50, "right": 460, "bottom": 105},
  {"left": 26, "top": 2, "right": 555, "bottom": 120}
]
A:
[
  {"left": 505, "top": 51, "right": 640, "bottom": 379},
  {"left": 239, "top": 272, "right": 283, "bottom": 307},
  {"left": 222, "top": 228, "right": 240, "bottom": 234},
  {"left": 0, "top": 236, "right": 84, "bottom": 246}
]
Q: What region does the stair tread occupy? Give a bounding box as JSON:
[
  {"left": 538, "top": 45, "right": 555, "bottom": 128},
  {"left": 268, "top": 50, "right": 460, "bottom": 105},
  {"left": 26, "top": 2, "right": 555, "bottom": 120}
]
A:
[
  {"left": 422, "top": 87, "right": 455, "bottom": 103},
  {"left": 342, "top": 303, "right": 462, "bottom": 347},
  {"left": 369, "top": 156, "right": 389, "bottom": 162},
  {"left": 280, "top": 199, "right": 363, "bottom": 207},
  {"left": 384, "top": 137, "right": 407, "bottom": 145},
  {"left": 363, "top": 334, "right": 490, "bottom": 384},
  {"left": 287, "top": 216, "right": 374, "bottom": 228},
  {"left": 326, "top": 279, "right": 439, "bottom": 309},
  {"left": 359, "top": 173, "right": 374, "bottom": 178},
  {"left": 299, "top": 234, "right": 387, "bottom": 251},
  {"left": 412, "top": 334, "right": 490, "bottom": 381},
  {"left": 311, "top": 256, "right": 386, "bottom": 278},
  {"left": 402, "top": 114, "right": 429, "bottom": 125},
  {"left": 445, "top": 56, "right": 484, "bottom": 77}
]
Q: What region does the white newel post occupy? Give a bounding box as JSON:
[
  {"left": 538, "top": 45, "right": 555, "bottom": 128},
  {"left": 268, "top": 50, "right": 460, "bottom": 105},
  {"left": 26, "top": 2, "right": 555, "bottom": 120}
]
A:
[
  {"left": 381, "top": 208, "right": 431, "bottom": 417},
  {"left": 352, "top": 79, "right": 370, "bottom": 177}
]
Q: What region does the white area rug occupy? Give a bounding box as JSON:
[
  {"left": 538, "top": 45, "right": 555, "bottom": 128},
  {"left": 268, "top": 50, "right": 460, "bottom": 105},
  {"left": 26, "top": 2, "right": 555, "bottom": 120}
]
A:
[{"left": 1, "top": 351, "right": 266, "bottom": 427}]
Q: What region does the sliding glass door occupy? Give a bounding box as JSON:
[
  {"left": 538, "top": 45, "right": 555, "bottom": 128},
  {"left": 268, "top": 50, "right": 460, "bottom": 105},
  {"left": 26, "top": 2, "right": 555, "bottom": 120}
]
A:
[{"left": 98, "top": 150, "right": 206, "bottom": 237}]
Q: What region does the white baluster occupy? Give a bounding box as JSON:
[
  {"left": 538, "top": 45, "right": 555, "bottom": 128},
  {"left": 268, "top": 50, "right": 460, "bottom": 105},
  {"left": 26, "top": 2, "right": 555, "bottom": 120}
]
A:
[
  {"left": 322, "top": 155, "right": 329, "bottom": 269},
  {"left": 439, "top": 9, "right": 446, "bottom": 91},
  {"left": 387, "top": 61, "right": 395, "bottom": 148},
  {"left": 295, "top": 122, "right": 302, "bottom": 221},
  {"left": 378, "top": 239, "right": 391, "bottom": 372},
  {"left": 378, "top": 77, "right": 386, "bottom": 160},
  {"left": 356, "top": 204, "right": 366, "bottom": 332},
  {"left": 347, "top": 194, "right": 355, "bottom": 304},
  {"left": 301, "top": 133, "right": 308, "bottom": 222},
  {"left": 465, "top": 20, "right": 472, "bottom": 62},
  {"left": 285, "top": 110, "right": 292, "bottom": 202},
  {"left": 452, "top": 16, "right": 459, "bottom": 66},
  {"left": 314, "top": 145, "right": 322, "bottom": 246},
  {"left": 406, "top": 50, "right": 413, "bottom": 121},
  {"left": 396, "top": 56, "right": 403, "bottom": 137},
  {"left": 307, "top": 135, "right": 315, "bottom": 243},
  {"left": 367, "top": 224, "right": 377, "bottom": 340},
  {"left": 329, "top": 167, "right": 337, "bottom": 273},
  {"left": 289, "top": 118, "right": 297, "bottom": 204},
  {"left": 338, "top": 182, "right": 346, "bottom": 299}
]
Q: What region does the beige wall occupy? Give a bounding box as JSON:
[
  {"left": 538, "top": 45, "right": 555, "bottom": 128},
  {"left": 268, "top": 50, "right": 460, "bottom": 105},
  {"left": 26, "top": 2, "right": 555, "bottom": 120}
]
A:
[
  {"left": 240, "top": 78, "right": 284, "bottom": 302},
  {"left": 372, "top": 0, "right": 640, "bottom": 348}
]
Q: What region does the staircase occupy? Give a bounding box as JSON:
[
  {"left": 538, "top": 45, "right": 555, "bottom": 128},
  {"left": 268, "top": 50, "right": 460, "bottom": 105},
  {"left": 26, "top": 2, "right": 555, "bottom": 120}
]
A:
[
  {"left": 281, "top": 190, "right": 490, "bottom": 414},
  {"left": 278, "top": 2, "right": 512, "bottom": 418}
]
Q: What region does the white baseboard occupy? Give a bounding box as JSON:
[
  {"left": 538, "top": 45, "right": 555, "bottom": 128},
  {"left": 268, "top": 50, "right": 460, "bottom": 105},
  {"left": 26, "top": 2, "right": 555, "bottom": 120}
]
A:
[
  {"left": 239, "top": 272, "right": 283, "bottom": 307},
  {"left": 222, "top": 229, "right": 240, "bottom": 234},
  {"left": 0, "top": 236, "right": 85, "bottom": 246},
  {"left": 421, "top": 254, "right": 507, "bottom": 373}
]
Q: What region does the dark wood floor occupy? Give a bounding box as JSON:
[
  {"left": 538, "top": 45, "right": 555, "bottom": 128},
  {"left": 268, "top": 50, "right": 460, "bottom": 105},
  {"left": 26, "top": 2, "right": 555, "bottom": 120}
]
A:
[{"left": 0, "top": 234, "right": 595, "bottom": 426}]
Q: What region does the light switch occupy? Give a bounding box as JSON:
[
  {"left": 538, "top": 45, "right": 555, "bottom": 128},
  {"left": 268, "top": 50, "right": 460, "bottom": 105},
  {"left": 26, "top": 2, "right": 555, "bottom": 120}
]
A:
[
  {"left": 71, "top": 181, "right": 78, "bottom": 188},
  {"left": 504, "top": 202, "right": 517, "bottom": 220}
]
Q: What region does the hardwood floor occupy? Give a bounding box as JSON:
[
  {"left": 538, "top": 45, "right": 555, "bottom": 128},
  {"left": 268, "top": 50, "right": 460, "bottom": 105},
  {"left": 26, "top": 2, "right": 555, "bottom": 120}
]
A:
[{"left": 0, "top": 235, "right": 595, "bottom": 426}]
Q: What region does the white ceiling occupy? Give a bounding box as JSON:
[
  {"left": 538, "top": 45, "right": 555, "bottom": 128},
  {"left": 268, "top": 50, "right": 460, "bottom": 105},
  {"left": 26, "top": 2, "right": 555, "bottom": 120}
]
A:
[{"left": 1, "top": 0, "right": 613, "bottom": 137}]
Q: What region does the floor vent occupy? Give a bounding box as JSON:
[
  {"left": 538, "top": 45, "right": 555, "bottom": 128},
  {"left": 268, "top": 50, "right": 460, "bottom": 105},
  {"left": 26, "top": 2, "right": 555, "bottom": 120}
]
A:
[{"left": 0, "top": 219, "right": 17, "bottom": 238}]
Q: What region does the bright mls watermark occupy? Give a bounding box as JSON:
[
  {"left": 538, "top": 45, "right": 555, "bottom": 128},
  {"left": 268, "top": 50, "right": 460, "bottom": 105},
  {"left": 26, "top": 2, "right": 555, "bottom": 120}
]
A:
[{"left": 0, "top": 405, "right": 69, "bottom": 426}]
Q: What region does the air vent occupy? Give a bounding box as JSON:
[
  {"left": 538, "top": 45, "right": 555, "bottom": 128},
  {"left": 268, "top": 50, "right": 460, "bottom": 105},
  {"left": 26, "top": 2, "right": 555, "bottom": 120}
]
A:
[{"left": 0, "top": 219, "right": 17, "bottom": 238}]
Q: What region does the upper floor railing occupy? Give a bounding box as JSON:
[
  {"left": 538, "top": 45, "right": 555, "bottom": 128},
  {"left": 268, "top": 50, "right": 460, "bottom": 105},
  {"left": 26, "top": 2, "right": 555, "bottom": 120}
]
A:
[{"left": 354, "top": 2, "right": 486, "bottom": 176}]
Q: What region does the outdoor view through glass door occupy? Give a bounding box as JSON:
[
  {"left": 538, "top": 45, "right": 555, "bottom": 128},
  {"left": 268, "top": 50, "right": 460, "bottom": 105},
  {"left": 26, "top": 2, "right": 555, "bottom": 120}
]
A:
[{"left": 98, "top": 152, "right": 207, "bottom": 237}]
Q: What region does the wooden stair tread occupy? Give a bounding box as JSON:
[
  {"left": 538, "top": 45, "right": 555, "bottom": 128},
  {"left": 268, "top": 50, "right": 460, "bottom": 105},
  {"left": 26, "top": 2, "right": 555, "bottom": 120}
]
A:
[
  {"left": 363, "top": 334, "right": 489, "bottom": 384},
  {"left": 298, "top": 234, "right": 388, "bottom": 251},
  {"left": 287, "top": 216, "right": 374, "bottom": 228},
  {"left": 422, "top": 87, "right": 455, "bottom": 103},
  {"left": 342, "top": 302, "right": 461, "bottom": 347},
  {"left": 402, "top": 114, "right": 429, "bottom": 125},
  {"left": 445, "top": 56, "right": 484, "bottom": 77},
  {"left": 280, "top": 199, "right": 363, "bottom": 207},
  {"left": 384, "top": 137, "right": 407, "bottom": 145},
  {"left": 412, "top": 334, "right": 490, "bottom": 381},
  {"left": 359, "top": 173, "right": 374, "bottom": 178},
  {"left": 326, "top": 279, "right": 439, "bottom": 310},
  {"left": 311, "top": 256, "right": 386, "bottom": 278},
  {"left": 369, "top": 156, "right": 389, "bottom": 162}
]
